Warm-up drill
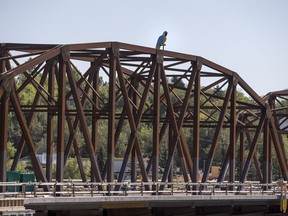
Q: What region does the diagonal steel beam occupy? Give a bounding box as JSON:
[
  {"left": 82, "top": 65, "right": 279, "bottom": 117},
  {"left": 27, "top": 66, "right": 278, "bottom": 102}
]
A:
[
  {"left": 101, "top": 108, "right": 126, "bottom": 180},
  {"left": 115, "top": 55, "right": 149, "bottom": 185},
  {"left": 245, "top": 130, "right": 263, "bottom": 182},
  {"left": 66, "top": 61, "right": 103, "bottom": 183},
  {"left": 11, "top": 62, "right": 51, "bottom": 171},
  {"left": 240, "top": 111, "right": 266, "bottom": 182},
  {"left": 160, "top": 61, "right": 198, "bottom": 185},
  {"left": 160, "top": 70, "right": 188, "bottom": 184},
  {"left": 269, "top": 110, "right": 288, "bottom": 180},
  {"left": 16, "top": 63, "right": 44, "bottom": 94},
  {"left": 10, "top": 88, "right": 47, "bottom": 184},
  {"left": 0, "top": 45, "right": 62, "bottom": 81},
  {"left": 116, "top": 56, "right": 156, "bottom": 186},
  {"left": 202, "top": 79, "right": 234, "bottom": 183},
  {"left": 65, "top": 114, "right": 87, "bottom": 182},
  {"left": 64, "top": 71, "right": 96, "bottom": 163},
  {"left": 65, "top": 55, "right": 105, "bottom": 102},
  {"left": 54, "top": 48, "right": 86, "bottom": 184}
]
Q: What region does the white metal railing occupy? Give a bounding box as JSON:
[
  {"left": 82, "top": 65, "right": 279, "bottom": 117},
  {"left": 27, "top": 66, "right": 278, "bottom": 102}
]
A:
[{"left": 0, "top": 181, "right": 286, "bottom": 198}]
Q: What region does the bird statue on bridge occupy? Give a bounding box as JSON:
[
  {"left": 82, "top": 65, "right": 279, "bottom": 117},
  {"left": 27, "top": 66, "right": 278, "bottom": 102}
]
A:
[{"left": 156, "top": 31, "right": 168, "bottom": 50}]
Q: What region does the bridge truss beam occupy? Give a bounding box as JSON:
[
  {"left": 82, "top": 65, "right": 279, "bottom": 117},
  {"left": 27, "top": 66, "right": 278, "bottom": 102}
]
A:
[{"left": 0, "top": 42, "right": 287, "bottom": 191}]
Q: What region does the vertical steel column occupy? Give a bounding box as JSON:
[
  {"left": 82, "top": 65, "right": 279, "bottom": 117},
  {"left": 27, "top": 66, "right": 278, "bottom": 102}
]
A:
[
  {"left": 229, "top": 79, "right": 237, "bottom": 183},
  {"left": 267, "top": 98, "right": 275, "bottom": 183},
  {"left": 239, "top": 130, "right": 245, "bottom": 176},
  {"left": 168, "top": 122, "right": 173, "bottom": 183},
  {"left": 152, "top": 52, "right": 161, "bottom": 184},
  {"left": 0, "top": 93, "right": 8, "bottom": 191},
  {"left": 0, "top": 47, "right": 9, "bottom": 192},
  {"left": 0, "top": 49, "right": 8, "bottom": 191},
  {"left": 268, "top": 132, "right": 272, "bottom": 183},
  {"left": 263, "top": 119, "right": 269, "bottom": 184},
  {"left": 107, "top": 44, "right": 117, "bottom": 183},
  {"left": 91, "top": 65, "right": 100, "bottom": 181},
  {"left": 192, "top": 63, "right": 200, "bottom": 183},
  {"left": 56, "top": 48, "right": 68, "bottom": 189},
  {"left": 131, "top": 78, "right": 138, "bottom": 182},
  {"left": 46, "top": 61, "right": 55, "bottom": 181}
]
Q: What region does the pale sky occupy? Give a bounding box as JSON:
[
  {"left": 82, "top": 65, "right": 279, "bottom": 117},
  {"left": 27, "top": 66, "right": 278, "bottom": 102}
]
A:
[{"left": 1, "top": 0, "right": 287, "bottom": 96}]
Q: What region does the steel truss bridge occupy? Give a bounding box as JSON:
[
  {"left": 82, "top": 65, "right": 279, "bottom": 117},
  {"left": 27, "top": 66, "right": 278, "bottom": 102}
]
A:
[{"left": 0, "top": 42, "right": 288, "bottom": 193}]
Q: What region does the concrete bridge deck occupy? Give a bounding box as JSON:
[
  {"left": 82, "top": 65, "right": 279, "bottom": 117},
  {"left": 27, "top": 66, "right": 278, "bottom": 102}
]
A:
[{"left": 25, "top": 195, "right": 282, "bottom": 216}]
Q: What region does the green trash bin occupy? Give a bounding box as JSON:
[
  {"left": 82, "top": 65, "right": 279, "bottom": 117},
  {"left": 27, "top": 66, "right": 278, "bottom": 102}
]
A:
[
  {"left": 6, "top": 171, "right": 21, "bottom": 192},
  {"left": 20, "top": 173, "right": 35, "bottom": 192}
]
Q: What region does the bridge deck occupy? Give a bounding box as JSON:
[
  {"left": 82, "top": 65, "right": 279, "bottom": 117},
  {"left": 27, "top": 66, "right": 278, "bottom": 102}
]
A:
[
  {"left": 0, "top": 181, "right": 286, "bottom": 215},
  {"left": 23, "top": 195, "right": 283, "bottom": 216}
]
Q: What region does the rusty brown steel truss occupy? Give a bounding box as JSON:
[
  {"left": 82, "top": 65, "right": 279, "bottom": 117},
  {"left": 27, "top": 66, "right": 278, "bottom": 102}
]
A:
[{"left": 0, "top": 42, "right": 287, "bottom": 191}]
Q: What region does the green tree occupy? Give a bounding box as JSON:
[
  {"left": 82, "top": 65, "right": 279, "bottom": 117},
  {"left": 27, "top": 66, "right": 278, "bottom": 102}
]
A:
[{"left": 64, "top": 158, "right": 84, "bottom": 179}]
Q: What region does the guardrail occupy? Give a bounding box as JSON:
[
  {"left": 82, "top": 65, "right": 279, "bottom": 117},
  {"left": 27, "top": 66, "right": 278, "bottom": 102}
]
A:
[{"left": 0, "top": 181, "right": 287, "bottom": 198}]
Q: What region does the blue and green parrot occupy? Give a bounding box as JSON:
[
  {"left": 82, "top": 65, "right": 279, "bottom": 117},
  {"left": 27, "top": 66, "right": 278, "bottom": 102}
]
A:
[{"left": 156, "top": 31, "right": 168, "bottom": 49}]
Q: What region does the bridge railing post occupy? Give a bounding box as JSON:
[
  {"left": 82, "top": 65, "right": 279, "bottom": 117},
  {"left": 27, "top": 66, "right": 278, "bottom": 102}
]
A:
[
  {"left": 14, "top": 182, "right": 17, "bottom": 195},
  {"left": 141, "top": 181, "right": 143, "bottom": 196},
  {"left": 125, "top": 182, "right": 128, "bottom": 196},
  {"left": 108, "top": 183, "right": 111, "bottom": 196},
  {"left": 90, "top": 183, "right": 93, "bottom": 197},
  {"left": 74, "top": 183, "right": 76, "bottom": 197},
  {"left": 156, "top": 182, "right": 159, "bottom": 195},
  {"left": 34, "top": 183, "right": 36, "bottom": 197},
  {"left": 22, "top": 183, "right": 26, "bottom": 198},
  {"left": 53, "top": 182, "right": 57, "bottom": 197}
]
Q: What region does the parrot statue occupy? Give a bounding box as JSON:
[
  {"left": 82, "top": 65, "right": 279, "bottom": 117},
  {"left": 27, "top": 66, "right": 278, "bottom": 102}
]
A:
[{"left": 156, "top": 31, "right": 168, "bottom": 50}]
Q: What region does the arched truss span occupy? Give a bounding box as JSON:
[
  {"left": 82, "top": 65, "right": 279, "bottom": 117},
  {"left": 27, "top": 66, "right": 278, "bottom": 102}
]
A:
[{"left": 0, "top": 42, "right": 287, "bottom": 191}]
